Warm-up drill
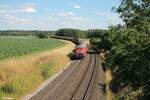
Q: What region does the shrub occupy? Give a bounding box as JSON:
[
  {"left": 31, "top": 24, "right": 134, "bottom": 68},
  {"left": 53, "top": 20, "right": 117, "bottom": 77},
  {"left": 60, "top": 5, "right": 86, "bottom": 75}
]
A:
[
  {"left": 1, "top": 84, "right": 16, "bottom": 94},
  {"left": 36, "top": 33, "right": 48, "bottom": 38},
  {"left": 42, "top": 64, "right": 53, "bottom": 79}
]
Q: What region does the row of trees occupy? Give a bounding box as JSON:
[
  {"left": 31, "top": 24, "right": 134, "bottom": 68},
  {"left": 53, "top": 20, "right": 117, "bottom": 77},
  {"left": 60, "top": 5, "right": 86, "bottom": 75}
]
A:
[
  {"left": 0, "top": 30, "right": 55, "bottom": 38},
  {"left": 56, "top": 29, "right": 87, "bottom": 38},
  {"left": 0, "top": 29, "right": 106, "bottom": 39},
  {"left": 90, "top": 0, "right": 150, "bottom": 99},
  {"left": 56, "top": 28, "right": 106, "bottom": 38}
]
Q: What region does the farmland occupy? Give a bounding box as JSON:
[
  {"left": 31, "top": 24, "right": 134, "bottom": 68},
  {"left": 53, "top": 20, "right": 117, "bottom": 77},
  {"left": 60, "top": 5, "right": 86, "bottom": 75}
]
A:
[
  {"left": 0, "top": 36, "right": 74, "bottom": 99},
  {"left": 0, "top": 36, "right": 65, "bottom": 60}
]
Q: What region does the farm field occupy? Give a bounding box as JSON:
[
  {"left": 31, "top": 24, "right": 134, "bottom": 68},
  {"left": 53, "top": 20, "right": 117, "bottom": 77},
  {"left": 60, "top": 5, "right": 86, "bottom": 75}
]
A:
[
  {"left": 0, "top": 36, "right": 65, "bottom": 60},
  {"left": 0, "top": 37, "right": 74, "bottom": 99}
]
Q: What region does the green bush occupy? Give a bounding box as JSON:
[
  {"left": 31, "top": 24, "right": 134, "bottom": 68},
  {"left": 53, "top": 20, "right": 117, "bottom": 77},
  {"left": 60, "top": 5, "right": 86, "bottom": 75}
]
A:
[
  {"left": 1, "top": 84, "right": 16, "bottom": 94},
  {"left": 89, "top": 0, "right": 150, "bottom": 98},
  {"left": 42, "top": 64, "right": 53, "bottom": 79},
  {"left": 36, "top": 33, "right": 48, "bottom": 38}
]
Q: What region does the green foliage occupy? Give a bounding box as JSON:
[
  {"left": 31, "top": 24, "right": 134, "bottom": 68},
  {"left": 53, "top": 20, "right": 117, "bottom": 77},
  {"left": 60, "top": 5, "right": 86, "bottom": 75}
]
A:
[
  {"left": 42, "top": 64, "right": 54, "bottom": 79},
  {"left": 88, "top": 29, "right": 106, "bottom": 38},
  {"left": 89, "top": 31, "right": 112, "bottom": 52},
  {"left": 0, "top": 30, "right": 55, "bottom": 37},
  {"left": 106, "top": 26, "right": 150, "bottom": 99},
  {"left": 36, "top": 32, "right": 48, "bottom": 38},
  {"left": 56, "top": 28, "right": 88, "bottom": 38},
  {"left": 89, "top": 0, "right": 150, "bottom": 99},
  {"left": 0, "top": 37, "right": 65, "bottom": 60},
  {"left": 1, "top": 84, "right": 16, "bottom": 94},
  {"left": 90, "top": 38, "right": 101, "bottom": 45},
  {"left": 114, "top": 0, "right": 150, "bottom": 33}
]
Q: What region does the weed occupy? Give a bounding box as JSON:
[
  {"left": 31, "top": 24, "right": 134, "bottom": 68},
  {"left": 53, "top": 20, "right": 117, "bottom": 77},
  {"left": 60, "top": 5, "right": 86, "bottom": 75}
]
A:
[
  {"left": 42, "top": 63, "right": 54, "bottom": 79},
  {"left": 1, "top": 84, "right": 16, "bottom": 94}
]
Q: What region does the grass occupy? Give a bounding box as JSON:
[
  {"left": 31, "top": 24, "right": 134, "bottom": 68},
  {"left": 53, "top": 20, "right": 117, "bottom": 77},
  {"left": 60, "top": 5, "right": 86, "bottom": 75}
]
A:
[
  {"left": 0, "top": 39, "right": 74, "bottom": 99},
  {"left": 105, "top": 70, "right": 114, "bottom": 100},
  {"left": 0, "top": 36, "right": 65, "bottom": 60},
  {"left": 42, "top": 63, "right": 54, "bottom": 79},
  {"left": 99, "top": 52, "right": 114, "bottom": 100}
]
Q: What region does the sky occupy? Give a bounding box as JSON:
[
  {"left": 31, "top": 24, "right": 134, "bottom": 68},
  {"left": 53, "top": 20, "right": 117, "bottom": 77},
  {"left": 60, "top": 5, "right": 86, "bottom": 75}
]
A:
[{"left": 0, "top": 0, "right": 124, "bottom": 30}]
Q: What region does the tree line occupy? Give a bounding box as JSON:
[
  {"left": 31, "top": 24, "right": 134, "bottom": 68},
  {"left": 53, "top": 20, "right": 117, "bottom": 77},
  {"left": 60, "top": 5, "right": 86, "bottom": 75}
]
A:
[
  {"left": 55, "top": 28, "right": 106, "bottom": 38},
  {"left": 0, "top": 29, "right": 106, "bottom": 39},
  {"left": 0, "top": 30, "right": 55, "bottom": 38},
  {"left": 90, "top": 0, "right": 150, "bottom": 99}
]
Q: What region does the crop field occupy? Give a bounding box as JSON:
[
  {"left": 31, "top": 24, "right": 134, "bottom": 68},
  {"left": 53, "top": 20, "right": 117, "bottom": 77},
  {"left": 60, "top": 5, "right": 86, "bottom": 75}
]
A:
[
  {"left": 0, "top": 36, "right": 65, "bottom": 60},
  {"left": 0, "top": 36, "right": 74, "bottom": 99}
]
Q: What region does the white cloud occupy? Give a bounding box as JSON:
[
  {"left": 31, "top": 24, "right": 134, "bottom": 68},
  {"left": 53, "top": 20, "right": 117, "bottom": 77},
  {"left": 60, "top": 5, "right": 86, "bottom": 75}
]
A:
[
  {"left": 21, "top": 3, "right": 37, "bottom": 13},
  {"left": 0, "top": 3, "right": 37, "bottom": 13},
  {"left": 31, "top": 11, "right": 90, "bottom": 30},
  {"left": 93, "top": 11, "right": 115, "bottom": 17},
  {"left": 73, "top": 5, "right": 80, "bottom": 9},
  {"left": 65, "top": 16, "right": 89, "bottom": 22},
  {"left": 56, "top": 11, "right": 89, "bottom": 23},
  {"left": 93, "top": 11, "right": 124, "bottom": 26},
  {"left": 21, "top": 7, "right": 36, "bottom": 13},
  {"left": 58, "top": 11, "right": 75, "bottom": 17},
  {"left": 4, "top": 14, "right": 31, "bottom": 24}
]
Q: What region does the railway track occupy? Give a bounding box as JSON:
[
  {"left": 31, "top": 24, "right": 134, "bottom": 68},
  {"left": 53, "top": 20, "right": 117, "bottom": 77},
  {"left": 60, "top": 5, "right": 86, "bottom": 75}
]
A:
[{"left": 29, "top": 54, "right": 105, "bottom": 100}]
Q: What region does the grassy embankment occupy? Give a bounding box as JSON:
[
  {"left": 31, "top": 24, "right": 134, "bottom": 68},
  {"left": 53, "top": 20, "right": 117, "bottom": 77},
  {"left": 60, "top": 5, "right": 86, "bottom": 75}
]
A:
[
  {"left": 105, "top": 70, "right": 113, "bottom": 100},
  {"left": 100, "top": 53, "right": 113, "bottom": 100},
  {"left": 0, "top": 36, "right": 74, "bottom": 99}
]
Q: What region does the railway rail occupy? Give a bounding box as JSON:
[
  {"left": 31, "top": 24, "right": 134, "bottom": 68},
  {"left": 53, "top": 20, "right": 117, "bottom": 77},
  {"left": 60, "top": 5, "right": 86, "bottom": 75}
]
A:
[{"left": 29, "top": 54, "right": 105, "bottom": 100}]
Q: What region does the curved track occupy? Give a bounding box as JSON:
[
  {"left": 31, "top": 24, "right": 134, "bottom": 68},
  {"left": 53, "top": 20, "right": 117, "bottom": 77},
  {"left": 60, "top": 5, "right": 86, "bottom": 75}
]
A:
[{"left": 29, "top": 54, "right": 105, "bottom": 100}]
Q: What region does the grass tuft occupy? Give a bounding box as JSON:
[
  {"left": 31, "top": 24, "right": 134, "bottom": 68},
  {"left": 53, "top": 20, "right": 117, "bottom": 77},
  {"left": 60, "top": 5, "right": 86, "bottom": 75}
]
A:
[
  {"left": 42, "top": 63, "right": 54, "bottom": 79},
  {"left": 1, "top": 84, "right": 16, "bottom": 94}
]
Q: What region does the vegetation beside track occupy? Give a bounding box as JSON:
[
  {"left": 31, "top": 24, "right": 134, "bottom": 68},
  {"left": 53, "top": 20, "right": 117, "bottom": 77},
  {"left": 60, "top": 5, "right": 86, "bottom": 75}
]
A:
[
  {"left": 0, "top": 36, "right": 65, "bottom": 60},
  {"left": 0, "top": 37, "right": 74, "bottom": 99},
  {"left": 90, "top": 0, "right": 150, "bottom": 99}
]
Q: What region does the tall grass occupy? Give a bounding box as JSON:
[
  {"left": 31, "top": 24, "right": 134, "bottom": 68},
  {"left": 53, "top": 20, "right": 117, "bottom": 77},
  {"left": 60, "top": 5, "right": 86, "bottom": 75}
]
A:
[
  {"left": 0, "top": 41, "right": 74, "bottom": 99},
  {"left": 42, "top": 63, "right": 54, "bottom": 79},
  {"left": 105, "top": 70, "right": 113, "bottom": 100}
]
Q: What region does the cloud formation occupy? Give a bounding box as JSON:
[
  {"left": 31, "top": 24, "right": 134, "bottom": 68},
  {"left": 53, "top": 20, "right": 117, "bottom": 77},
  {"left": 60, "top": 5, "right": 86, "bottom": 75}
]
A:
[
  {"left": 58, "top": 11, "right": 75, "bottom": 17},
  {"left": 93, "top": 11, "right": 124, "bottom": 26},
  {"left": 0, "top": 4, "right": 37, "bottom": 13},
  {"left": 30, "top": 11, "right": 90, "bottom": 30},
  {"left": 3, "top": 14, "right": 31, "bottom": 24},
  {"left": 57, "top": 11, "right": 89, "bottom": 23},
  {"left": 73, "top": 5, "right": 80, "bottom": 9}
]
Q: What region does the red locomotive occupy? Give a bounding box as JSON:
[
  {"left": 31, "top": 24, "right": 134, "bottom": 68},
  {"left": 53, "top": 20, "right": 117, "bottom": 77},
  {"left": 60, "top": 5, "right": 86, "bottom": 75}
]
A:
[{"left": 74, "top": 43, "right": 89, "bottom": 59}]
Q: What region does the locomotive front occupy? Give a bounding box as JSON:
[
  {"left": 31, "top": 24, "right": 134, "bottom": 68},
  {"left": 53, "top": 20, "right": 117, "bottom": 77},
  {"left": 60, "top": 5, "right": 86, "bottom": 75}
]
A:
[{"left": 74, "top": 43, "right": 88, "bottom": 59}]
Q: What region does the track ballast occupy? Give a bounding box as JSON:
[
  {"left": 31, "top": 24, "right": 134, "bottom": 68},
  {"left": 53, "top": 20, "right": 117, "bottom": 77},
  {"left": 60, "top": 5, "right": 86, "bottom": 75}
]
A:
[{"left": 29, "top": 54, "right": 105, "bottom": 100}]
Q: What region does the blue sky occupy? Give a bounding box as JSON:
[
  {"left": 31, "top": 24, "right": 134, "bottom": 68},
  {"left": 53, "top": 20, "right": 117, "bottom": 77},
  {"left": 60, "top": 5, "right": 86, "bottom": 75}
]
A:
[{"left": 0, "top": 0, "right": 123, "bottom": 30}]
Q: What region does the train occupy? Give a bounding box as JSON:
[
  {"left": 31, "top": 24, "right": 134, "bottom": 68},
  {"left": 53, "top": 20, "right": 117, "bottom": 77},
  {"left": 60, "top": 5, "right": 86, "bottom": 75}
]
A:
[
  {"left": 51, "top": 36, "right": 89, "bottom": 59},
  {"left": 74, "top": 43, "right": 89, "bottom": 59},
  {"left": 50, "top": 36, "right": 80, "bottom": 45}
]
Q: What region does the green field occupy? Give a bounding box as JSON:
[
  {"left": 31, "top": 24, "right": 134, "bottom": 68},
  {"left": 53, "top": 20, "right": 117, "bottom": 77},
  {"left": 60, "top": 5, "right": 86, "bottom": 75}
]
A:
[{"left": 0, "top": 36, "right": 65, "bottom": 60}]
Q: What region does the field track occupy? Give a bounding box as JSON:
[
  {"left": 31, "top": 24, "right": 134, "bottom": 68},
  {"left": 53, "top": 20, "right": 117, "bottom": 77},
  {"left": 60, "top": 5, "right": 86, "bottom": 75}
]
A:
[{"left": 29, "top": 54, "right": 105, "bottom": 100}]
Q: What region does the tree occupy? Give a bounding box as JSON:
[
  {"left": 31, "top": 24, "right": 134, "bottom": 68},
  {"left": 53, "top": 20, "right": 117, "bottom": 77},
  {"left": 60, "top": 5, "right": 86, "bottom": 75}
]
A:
[
  {"left": 88, "top": 29, "right": 106, "bottom": 38},
  {"left": 56, "top": 28, "right": 88, "bottom": 38},
  {"left": 106, "top": 0, "right": 150, "bottom": 99},
  {"left": 114, "top": 0, "right": 150, "bottom": 34},
  {"left": 89, "top": 0, "right": 150, "bottom": 99},
  {"left": 36, "top": 32, "right": 48, "bottom": 38}
]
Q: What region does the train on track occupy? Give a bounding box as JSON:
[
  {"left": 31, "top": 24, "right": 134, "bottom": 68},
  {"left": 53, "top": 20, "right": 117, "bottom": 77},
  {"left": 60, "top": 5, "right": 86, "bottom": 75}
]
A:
[
  {"left": 74, "top": 43, "right": 89, "bottom": 59},
  {"left": 51, "top": 36, "right": 89, "bottom": 59},
  {"left": 51, "top": 36, "right": 80, "bottom": 45}
]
